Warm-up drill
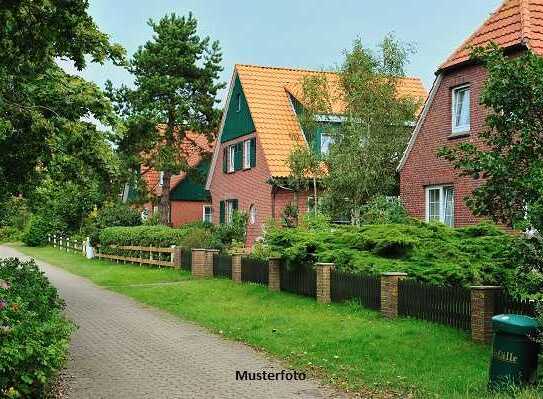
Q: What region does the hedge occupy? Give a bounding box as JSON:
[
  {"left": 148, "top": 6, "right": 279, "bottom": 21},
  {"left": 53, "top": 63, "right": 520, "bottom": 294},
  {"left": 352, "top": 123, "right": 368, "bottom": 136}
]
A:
[{"left": 0, "top": 258, "right": 74, "bottom": 398}]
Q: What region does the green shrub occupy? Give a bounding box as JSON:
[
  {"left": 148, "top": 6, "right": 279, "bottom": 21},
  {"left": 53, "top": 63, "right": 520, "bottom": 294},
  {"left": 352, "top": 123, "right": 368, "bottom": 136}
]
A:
[
  {"left": 360, "top": 196, "right": 409, "bottom": 225},
  {"left": 504, "top": 235, "right": 543, "bottom": 300},
  {"left": 264, "top": 221, "right": 512, "bottom": 287},
  {"left": 0, "top": 197, "right": 30, "bottom": 231},
  {"left": 22, "top": 215, "right": 61, "bottom": 247},
  {"left": 82, "top": 202, "right": 142, "bottom": 244},
  {"left": 215, "top": 211, "right": 248, "bottom": 246},
  {"left": 0, "top": 258, "right": 74, "bottom": 398},
  {"left": 0, "top": 227, "right": 22, "bottom": 243}
]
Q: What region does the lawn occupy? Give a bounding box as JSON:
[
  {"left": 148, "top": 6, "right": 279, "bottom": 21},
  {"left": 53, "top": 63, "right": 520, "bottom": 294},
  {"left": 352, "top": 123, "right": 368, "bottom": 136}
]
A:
[{"left": 9, "top": 243, "right": 542, "bottom": 399}]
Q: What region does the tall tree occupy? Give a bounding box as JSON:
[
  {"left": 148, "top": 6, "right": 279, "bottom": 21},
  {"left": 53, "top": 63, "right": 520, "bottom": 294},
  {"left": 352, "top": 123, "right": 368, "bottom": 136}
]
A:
[
  {"left": 0, "top": 0, "right": 124, "bottom": 201},
  {"left": 293, "top": 36, "right": 420, "bottom": 223},
  {"left": 439, "top": 46, "right": 543, "bottom": 231},
  {"left": 108, "top": 13, "right": 224, "bottom": 224}
]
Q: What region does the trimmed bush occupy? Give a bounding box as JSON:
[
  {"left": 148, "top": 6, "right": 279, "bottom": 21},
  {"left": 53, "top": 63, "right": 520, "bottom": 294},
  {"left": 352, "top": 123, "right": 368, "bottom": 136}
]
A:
[
  {"left": 22, "top": 215, "right": 59, "bottom": 247},
  {"left": 0, "top": 258, "right": 74, "bottom": 398},
  {"left": 264, "top": 221, "right": 512, "bottom": 287},
  {"left": 0, "top": 227, "right": 21, "bottom": 243}
]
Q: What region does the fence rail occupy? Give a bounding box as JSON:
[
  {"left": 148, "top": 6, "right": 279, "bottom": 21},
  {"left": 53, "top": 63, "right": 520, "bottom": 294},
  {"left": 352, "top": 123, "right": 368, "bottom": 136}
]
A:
[
  {"left": 398, "top": 280, "right": 471, "bottom": 330},
  {"left": 241, "top": 257, "right": 269, "bottom": 285},
  {"left": 280, "top": 263, "right": 316, "bottom": 297},
  {"left": 95, "top": 244, "right": 177, "bottom": 268},
  {"left": 331, "top": 270, "right": 381, "bottom": 310},
  {"left": 495, "top": 293, "right": 537, "bottom": 317},
  {"left": 48, "top": 234, "right": 85, "bottom": 253},
  {"left": 213, "top": 253, "right": 232, "bottom": 278}
]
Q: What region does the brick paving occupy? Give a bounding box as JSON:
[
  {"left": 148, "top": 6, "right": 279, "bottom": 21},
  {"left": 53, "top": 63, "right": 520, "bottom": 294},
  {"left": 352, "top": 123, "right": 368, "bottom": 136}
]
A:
[{"left": 0, "top": 246, "right": 345, "bottom": 399}]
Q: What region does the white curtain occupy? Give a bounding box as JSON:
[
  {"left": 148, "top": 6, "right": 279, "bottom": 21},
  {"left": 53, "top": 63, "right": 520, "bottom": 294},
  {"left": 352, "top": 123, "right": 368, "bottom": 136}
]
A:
[{"left": 443, "top": 187, "right": 454, "bottom": 227}]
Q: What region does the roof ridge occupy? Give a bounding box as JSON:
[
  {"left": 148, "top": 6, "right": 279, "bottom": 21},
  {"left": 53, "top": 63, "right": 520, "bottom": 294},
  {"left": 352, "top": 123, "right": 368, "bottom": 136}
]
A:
[{"left": 235, "top": 63, "right": 337, "bottom": 74}]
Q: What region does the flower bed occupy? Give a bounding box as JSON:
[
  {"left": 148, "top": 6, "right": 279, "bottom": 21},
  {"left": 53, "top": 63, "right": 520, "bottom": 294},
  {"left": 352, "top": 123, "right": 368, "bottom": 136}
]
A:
[{"left": 0, "top": 258, "right": 74, "bottom": 398}]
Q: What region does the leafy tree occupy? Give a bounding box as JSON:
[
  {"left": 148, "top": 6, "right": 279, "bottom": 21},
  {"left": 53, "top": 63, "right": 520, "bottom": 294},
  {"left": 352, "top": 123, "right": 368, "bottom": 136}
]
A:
[
  {"left": 291, "top": 36, "right": 420, "bottom": 224},
  {"left": 108, "top": 13, "right": 224, "bottom": 224},
  {"left": 439, "top": 46, "right": 543, "bottom": 231},
  {"left": 0, "top": 0, "right": 124, "bottom": 201}
]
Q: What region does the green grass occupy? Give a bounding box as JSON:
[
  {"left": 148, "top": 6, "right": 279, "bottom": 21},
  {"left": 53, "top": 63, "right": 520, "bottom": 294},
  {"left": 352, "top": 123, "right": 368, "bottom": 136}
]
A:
[{"left": 9, "top": 244, "right": 542, "bottom": 399}]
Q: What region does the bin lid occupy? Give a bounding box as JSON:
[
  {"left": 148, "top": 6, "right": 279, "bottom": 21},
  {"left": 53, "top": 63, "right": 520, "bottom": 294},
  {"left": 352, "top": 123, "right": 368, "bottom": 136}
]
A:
[{"left": 492, "top": 314, "right": 540, "bottom": 335}]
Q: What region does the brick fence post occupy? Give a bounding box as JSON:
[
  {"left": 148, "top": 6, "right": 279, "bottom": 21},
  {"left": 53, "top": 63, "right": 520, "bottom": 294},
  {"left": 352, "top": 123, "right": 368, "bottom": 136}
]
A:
[
  {"left": 315, "top": 263, "right": 334, "bottom": 304},
  {"left": 380, "top": 272, "right": 407, "bottom": 319},
  {"left": 231, "top": 252, "right": 243, "bottom": 283},
  {"left": 191, "top": 249, "right": 209, "bottom": 278},
  {"left": 268, "top": 257, "right": 281, "bottom": 292},
  {"left": 471, "top": 286, "right": 502, "bottom": 344}
]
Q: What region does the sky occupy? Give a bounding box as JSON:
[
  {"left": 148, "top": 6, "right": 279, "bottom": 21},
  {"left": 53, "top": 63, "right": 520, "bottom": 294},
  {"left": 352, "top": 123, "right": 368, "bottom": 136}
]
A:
[{"left": 64, "top": 0, "right": 503, "bottom": 100}]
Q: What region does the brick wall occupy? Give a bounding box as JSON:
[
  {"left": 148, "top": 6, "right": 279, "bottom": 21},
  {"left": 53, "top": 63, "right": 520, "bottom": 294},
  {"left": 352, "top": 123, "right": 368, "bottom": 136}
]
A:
[
  {"left": 171, "top": 200, "right": 210, "bottom": 227},
  {"left": 208, "top": 133, "right": 273, "bottom": 246},
  {"left": 400, "top": 64, "right": 488, "bottom": 227}
]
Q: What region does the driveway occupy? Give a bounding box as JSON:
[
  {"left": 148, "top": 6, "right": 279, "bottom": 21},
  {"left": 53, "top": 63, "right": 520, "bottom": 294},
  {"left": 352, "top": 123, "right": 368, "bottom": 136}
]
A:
[{"left": 0, "top": 245, "right": 344, "bottom": 399}]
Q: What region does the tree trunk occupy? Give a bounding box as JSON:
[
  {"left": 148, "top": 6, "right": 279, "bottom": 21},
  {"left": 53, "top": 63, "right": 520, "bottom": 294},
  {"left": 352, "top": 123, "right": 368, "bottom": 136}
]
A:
[{"left": 158, "top": 171, "right": 172, "bottom": 225}]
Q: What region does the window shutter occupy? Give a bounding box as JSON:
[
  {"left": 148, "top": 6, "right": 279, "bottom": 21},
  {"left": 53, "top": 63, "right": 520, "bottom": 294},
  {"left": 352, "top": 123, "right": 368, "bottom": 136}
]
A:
[
  {"left": 232, "top": 199, "right": 238, "bottom": 211},
  {"left": 312, "top": 127, "right": 322, "bottom": 155},
  {"left": 219, "top": 201, "right": 225, "bottom": 224},
  {"left": 234, "top": 143, "right": 243, "bottom": 171},
  {"left": 222, "top": 148, "right": 227, "bottom": 173},
  {"left": 250, "top": 138, "right": 256, "bottom": 167}
]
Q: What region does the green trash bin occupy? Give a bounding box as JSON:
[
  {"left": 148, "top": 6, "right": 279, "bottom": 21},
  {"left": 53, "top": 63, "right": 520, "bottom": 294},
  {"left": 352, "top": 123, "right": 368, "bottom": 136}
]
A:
[{"left": 489, "top": 314, "right": 540, "bottom": 390}]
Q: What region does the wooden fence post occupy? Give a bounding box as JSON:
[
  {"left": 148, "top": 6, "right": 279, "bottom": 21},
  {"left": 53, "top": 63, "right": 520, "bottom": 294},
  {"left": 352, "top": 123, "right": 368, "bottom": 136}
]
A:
[
  {"left": 380, "top": 272, "right": 407, "bottom": 319},
  {"left": 268, "top": 257, "right": 281, "bottom": 292},
  {"left": 315, "top": 263, "right": 335, "bottom": 304},
  {"left": 66, "top": 237, "right": 70, "bottom": 252},
  {"left": 172, "top": 246, "right": 182, "bottom": 269},
  {"left": 191, "top": 249, "right": 210, "bottom": 278},
  {"left": 53, "top": 235, "right": 56, "bottom": 248},
  {"left": 206, "top": 249, "right": 219, "bottom": 277},
  {"left": 231, "top": 252, "right": 243, "bottom": 283},
  {"left": 471, "top": 286, "right": 502, "bottom": 344},
  {"left": 59, "top": 236, "right": 63, "bottom": 251}
]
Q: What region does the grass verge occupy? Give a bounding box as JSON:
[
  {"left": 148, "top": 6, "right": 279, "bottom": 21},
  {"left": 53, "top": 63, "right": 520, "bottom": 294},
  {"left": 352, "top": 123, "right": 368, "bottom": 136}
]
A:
[{"left": 8, "top": 243, "right": 542, "bottom": 399}]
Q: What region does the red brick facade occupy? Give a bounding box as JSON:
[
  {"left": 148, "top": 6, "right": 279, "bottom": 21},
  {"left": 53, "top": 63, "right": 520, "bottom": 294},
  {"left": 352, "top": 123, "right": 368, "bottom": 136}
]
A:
[
  {"left": 208, "top": 132, "right": 315, "bottom": 246},
  {"left": 400, "top": 64, "right": 489, "bottom": 227},
  {"left": 171, "top": 201, "right": 210, "bottom": 227}
]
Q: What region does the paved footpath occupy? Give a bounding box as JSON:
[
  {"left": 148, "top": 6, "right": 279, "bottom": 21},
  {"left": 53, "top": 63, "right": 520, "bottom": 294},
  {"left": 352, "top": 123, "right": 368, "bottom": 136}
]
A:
[{"left": 0, "top": 245, "right": 345, "bottom": 399}]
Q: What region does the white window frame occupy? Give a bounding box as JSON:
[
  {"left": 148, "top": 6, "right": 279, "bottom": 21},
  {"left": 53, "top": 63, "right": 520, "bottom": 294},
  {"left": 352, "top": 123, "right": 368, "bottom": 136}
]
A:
[
  {"left": 203, "top": 205, "right": 212, "bottom": 223},
  {"left": 159, "top": 171, "right": 164, "bottom": 186},
  {"left": 451, "top": 85, "right": 470, "bottom": 134},
  {"left": 227, "top": 145, "right": 235, "bottom": 173},
  {"left": 236, "top": 93, "right": 242, "bottom": 112},
  {"left": 249, "top": 204, "right": 256, "bottom": 224},
  {"left": 320, "top": 133, "right": 333, "bottom": 155},
  {"left": 425, "top": 185, "right": 454, "bottom": 227},
  {"left": 243, "top": 140, "right": 251, "bottom": 169},
  {"left": 225, "top": 200, "right": 235, "bottom": 224}
]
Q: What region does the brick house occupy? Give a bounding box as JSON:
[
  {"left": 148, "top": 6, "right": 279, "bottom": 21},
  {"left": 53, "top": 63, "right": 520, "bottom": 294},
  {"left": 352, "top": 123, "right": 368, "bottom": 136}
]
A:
[
  {"left": 206, "top": 64, "right": 426, "bottom": 246},
  {"left": 398, "top": 0, "right": 543, "bottom": 227},
  {"left": 136, "top": 131, "right": 214, "bottom": 227}
]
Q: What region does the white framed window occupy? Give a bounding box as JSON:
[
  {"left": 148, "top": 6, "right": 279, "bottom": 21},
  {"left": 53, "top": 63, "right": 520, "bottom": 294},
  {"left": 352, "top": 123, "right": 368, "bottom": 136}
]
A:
[
  {"left": 307, "top": 196, "right": 320, "bottom": 212},
  {"left": 159, "top": 171, "right": 164, "bottom": 186},
  {"left": 452, "top": 85, "right": 470, "bottom": 134},
  {"left": 320, "top": 133, "right": 333, "bottom": 155},
  {"left": 426, "top": 186, "right": 454, "bottom": 227},
  {"left": 203, "top": 205, "right": 212, "bottom": 223},
  {"left": 243, "top": 140, "right": 251, "bottom": 169},
  {"left": 227, "top": 145, "right": 235, "bottom": 173},
  {"left": 236, "top": 93, "right": 242, "bottom": 112},
  {"left": 225, "top": 200, "right": 236, "bottom": 224},
  {"left": 249, "top": 204, "right": 257, "bottom": 224}
]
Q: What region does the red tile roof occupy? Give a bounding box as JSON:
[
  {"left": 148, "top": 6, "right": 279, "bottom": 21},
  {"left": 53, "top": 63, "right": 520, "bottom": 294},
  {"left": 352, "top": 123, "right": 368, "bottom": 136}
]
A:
[
  {"left": 441, "top": 0, "right": 543, "bottom": 70},
  {"left": 142, "top": 131, "right": 213, "bottom": 197}
]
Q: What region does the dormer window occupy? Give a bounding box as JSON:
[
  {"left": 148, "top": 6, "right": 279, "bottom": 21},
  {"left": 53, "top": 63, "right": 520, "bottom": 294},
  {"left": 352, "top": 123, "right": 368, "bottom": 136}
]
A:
[
  {"left": 452, "top": 85, "right": 470, "bottom": 134},
  {"left": 320, "top": 133, "right": 333, "bottom": 155}
]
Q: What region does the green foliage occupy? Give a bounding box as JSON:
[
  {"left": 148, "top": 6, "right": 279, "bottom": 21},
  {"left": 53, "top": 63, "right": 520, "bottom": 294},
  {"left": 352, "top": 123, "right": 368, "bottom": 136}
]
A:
[
  {"left": 360, "top": 196, "right": 409, "bottom": 225},
  {"left": 0, "top": 197, "right": 30, "bottom": 231},
  {"left": 215, "top": 211, "right": 248, "bottom": 247},
  {"left": 264, "top": 220, "right": 512, "bottom": 287},
  {"left": 107, "top": 12, "right": 224, "bottom": 224},
  {"left": 439, "top": 46, "right": 543, "bottom": 231},
  {"left": 281, "top": 203, "right": 299, "bottom": 228},
  {"left": 0, "top": 1, "right": 124, "bottom": 202},
  {"left": 503, "top": 235, "right": 543, "bottom": 300},
  {"left": 82, "top": 202, "right": 142, "bottom": 244},
  {"left": 0, "top": 227, "right": 21, "bottom": 244},
  {"left": 22, "top": 215, "right": 62, "bottom": 247},
  {"left": 0, "top": 258, "right": 74, "bottom": 398}
]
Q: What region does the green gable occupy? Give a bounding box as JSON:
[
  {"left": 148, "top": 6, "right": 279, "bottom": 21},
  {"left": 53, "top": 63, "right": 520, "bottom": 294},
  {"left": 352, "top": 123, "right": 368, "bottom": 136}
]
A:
[
  {"left": 221, "top": 75, "right": 255, "bottom": 143},
  {"left": 170, "top": 160, "right": 211, "bottom": 202}
]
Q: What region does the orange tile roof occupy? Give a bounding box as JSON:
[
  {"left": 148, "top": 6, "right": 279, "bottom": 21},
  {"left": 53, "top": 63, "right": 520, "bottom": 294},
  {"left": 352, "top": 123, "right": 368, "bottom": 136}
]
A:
[
  {"left": 235, "top": 64, "right": 427, "bottom": 177},
  {"left": 142, "top": 131, "right": 213, "bottom": 197},
  {"left": 440, "top": 0, "right": 543, "bottom": 71}
]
